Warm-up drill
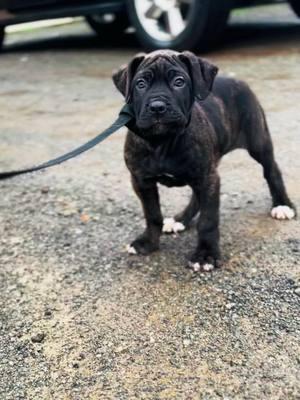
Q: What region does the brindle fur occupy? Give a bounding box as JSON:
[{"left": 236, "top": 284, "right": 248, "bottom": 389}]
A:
[{"left": 113, "top": 50, "right": 295, "bottom": 267}]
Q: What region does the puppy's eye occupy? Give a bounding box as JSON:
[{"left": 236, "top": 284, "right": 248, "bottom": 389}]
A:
[
  {"left": 136, "top": 79, "right": 147, "bottom": 89},
  {"left": 173, "top": 77, "right": 185, "bottom": 87}
]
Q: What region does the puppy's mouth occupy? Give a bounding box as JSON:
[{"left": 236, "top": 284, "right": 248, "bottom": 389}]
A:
[{"left": 136, "top": 114, "right": 187, "bottom": 133}]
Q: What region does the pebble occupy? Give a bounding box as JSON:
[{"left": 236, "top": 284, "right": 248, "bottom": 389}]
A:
[
  {"left": 44, "top": 309, "right": 52, "bottom": 317},
  {"left": 41, "top": 187, "right": 49, "bottom": 194},
  {"left": 294, "top": 288, "right": 300, "bottom": 296},
  {"left": 80, "top": 213, "right": 90, "bottom": 223},
  {"left": 10, "top": 237, "right": 23, "bottom": 245},
  {"left": 31, "top": 333, "right": 46, "bottom": 343},
  {"left": 115, "top": 345, "right": 126, "bottom": 353},
  {"left": 57, "top": 201, "right": 78, "bottom": 216},
  {"left": 149, "top": 336, "right": 155, "bottom": 344},
  {"left": 226, "top": 303, "right": 236, "bottom": 310}
]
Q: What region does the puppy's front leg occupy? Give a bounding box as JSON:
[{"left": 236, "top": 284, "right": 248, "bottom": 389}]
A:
[
  {"left": 127, "top": 175, "right": 163, "bottom": 255},
  {"left": 189, "top": 173, "right": 221, "bottom": 271}
]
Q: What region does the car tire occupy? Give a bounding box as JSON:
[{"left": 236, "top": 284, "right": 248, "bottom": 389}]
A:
[
  {"left": 0, "top": 27, "right": 5, "bottom": 50},
  {"left": 86, "top": 13, "right": 129, "bottom": 38},
  {"left": 126, "top": 0, "right": 232, "bottom": 51},
  {"left": 289, "top": 0, "right": 300, "bottom": 17}
]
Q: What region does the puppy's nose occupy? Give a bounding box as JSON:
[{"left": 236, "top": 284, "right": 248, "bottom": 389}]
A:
[{"left": 149, "top": 100, "right": 167, "bottom": 115}]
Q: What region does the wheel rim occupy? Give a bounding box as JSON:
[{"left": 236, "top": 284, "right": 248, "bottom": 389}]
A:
[{"left": 134, "top": 0, "right": 196, "bottom": 42}]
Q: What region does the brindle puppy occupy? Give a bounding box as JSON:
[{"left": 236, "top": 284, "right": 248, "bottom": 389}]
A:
[{"left": 113, "top": 50, "right": 295, "bottom": 272}]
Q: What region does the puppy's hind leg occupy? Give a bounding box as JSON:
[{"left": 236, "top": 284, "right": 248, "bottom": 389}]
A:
[
  {"left": 163, "top": 193, "right": 199, "bottom": 234},
  {"left": 246, "top": 111, "right": 296, "bottom": 220}
]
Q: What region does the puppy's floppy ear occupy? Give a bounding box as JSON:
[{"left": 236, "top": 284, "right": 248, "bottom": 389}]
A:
[
  {"left": 178, "top": 51, "right": 218, "bottom": 101},
  {"left": 112, "top": 53, "right": 146, "bottom": 103}
]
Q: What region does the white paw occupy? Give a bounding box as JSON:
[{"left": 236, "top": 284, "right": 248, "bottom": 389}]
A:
[
  {"left": 271, "top": 205, "right": 295, "bottom": 220},
  {"left": 188, "top": 262, "right": 214, "bottom": 272},
  {"left": 162, "top": 217, "right": 185, "bottom": 234},
  {"left": 202, "top": 263, "right": 214, "bottom": 272},
  {"left": 126, "top": 244, "right": 137, "bottom": 255},
  {"left": 190, "top": 262, "right": 201, "bottom": 272}
]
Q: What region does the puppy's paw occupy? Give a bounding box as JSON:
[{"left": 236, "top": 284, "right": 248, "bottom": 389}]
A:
[
  {"left": 188, "top": 251, "right": 222, "bottom": 273},
  {"left": 162, "top": 217, "right": 186, "bottom": 234},
  {"left": 271, "top": 205, "right": 295, "bottom": 220},
  {"left": 188, "top": 262, "right": 215, "bottom": 272},
  {"left": 126, "top": 235, "right": 159, "bottom": 255},
  {"left": 126, "top": 244, "right": 137, "bottom": 255}
]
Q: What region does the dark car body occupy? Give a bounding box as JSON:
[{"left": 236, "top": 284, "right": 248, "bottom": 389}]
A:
[
  {"left": 0, "top": 0, "right": 125, "bottom": 26},
  {"left": 0, "top": 1, "right": 298, "bottom": 51}
]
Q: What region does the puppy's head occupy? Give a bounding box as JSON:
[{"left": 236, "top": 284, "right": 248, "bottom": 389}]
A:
[{"left": 113, "top": 50, "right": 218, "bottom": 139}]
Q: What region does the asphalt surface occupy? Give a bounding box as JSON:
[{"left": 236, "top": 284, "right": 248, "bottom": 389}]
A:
[{"left": 0, "top": 4, "right": 300, "bottom": 400}]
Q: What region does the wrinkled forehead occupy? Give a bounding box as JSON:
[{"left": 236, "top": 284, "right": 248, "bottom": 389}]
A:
[{"left": 136, "top": 55, "right": 188, "bottom": 78}]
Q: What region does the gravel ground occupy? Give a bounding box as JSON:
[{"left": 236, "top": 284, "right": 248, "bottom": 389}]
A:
[{"left": 0, "top": 4, "right": 300, "bottom": 399}]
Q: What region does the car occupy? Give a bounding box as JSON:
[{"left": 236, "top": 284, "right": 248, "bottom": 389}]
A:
[{"left": 0, "top": 0, "right": 299, "bottom": 51}]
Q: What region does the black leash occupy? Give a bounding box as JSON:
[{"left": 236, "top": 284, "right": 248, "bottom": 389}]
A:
[{"left": 0, "top": 104, "right": 134, "bottom": 181}]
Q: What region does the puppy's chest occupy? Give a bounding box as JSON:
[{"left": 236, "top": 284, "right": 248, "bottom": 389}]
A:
[{"left": 142, "top": 145, "right": 191, "bottom": 187}]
